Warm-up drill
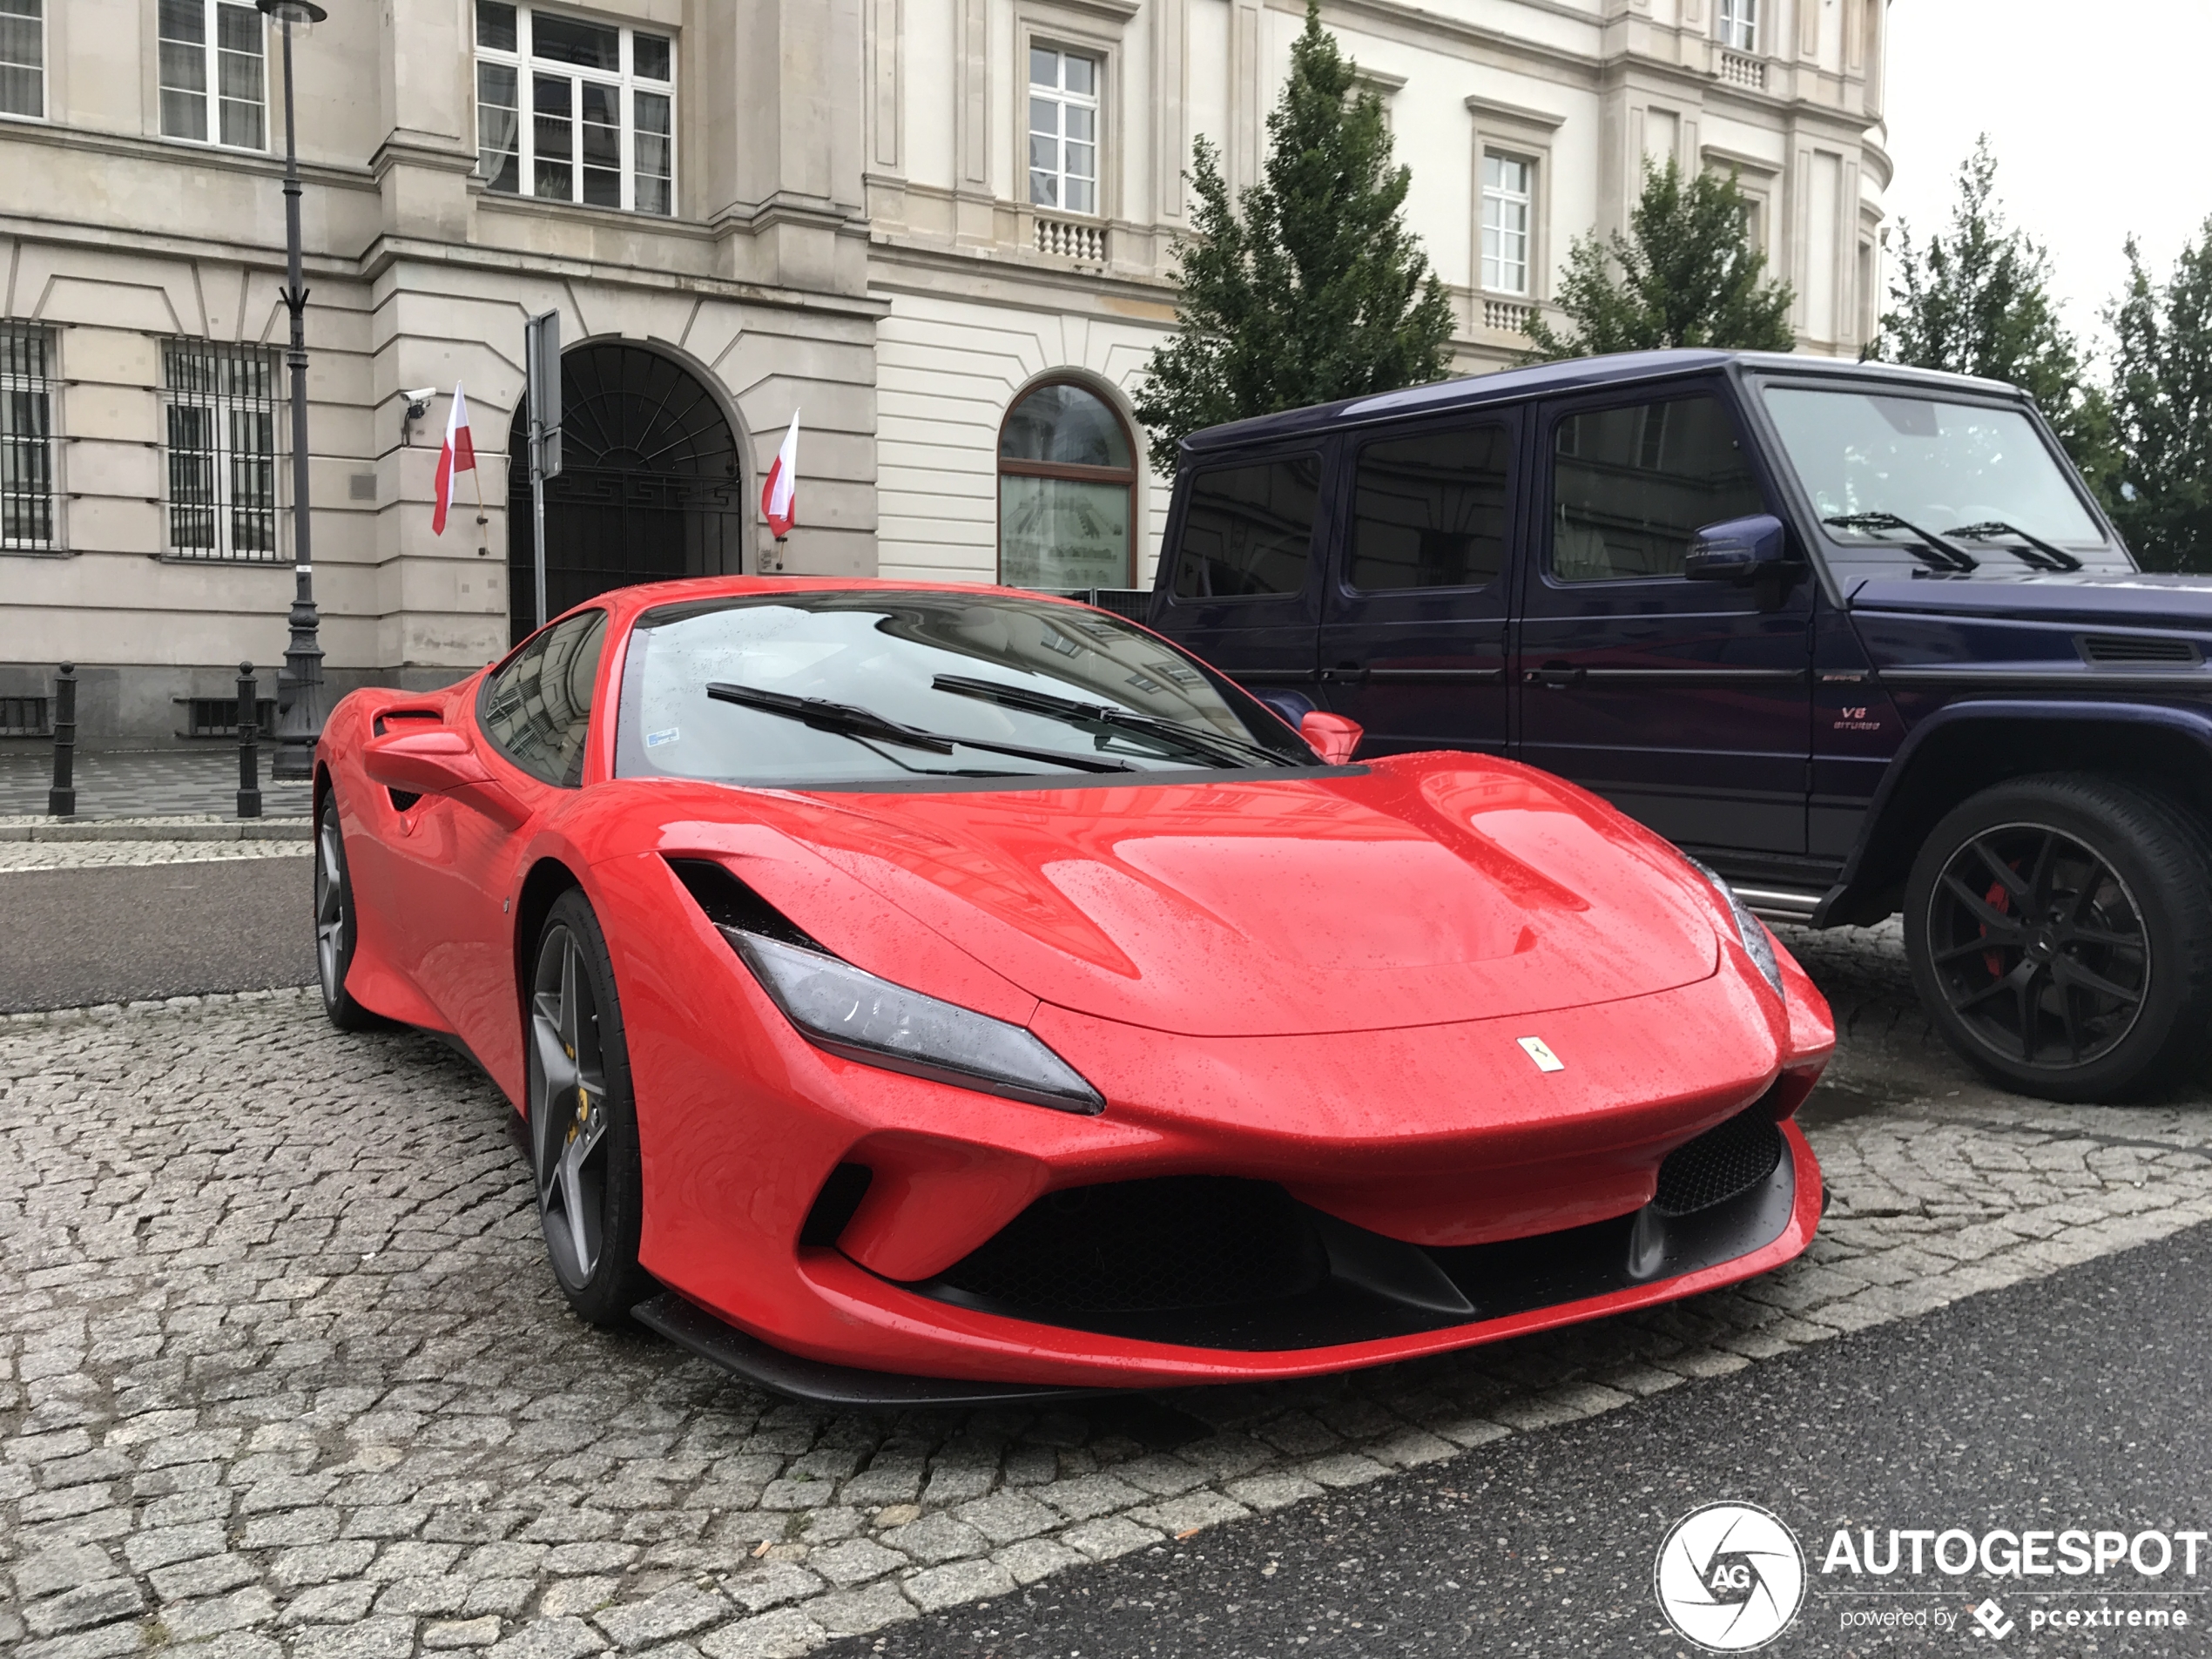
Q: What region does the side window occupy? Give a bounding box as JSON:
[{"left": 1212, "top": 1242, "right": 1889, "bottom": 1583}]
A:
[
  {"left": 1549, "top": 395, "right": 1766, "bottom": 582},
  {"left": 478, "top": 610, "right": 607, "bottom": 786},
  {"left": 1170, "top": 455, "right": 1323, "bottom": 599},
  {"left": 1348, "top": 424, "right": 1511, "bottom": 591}
]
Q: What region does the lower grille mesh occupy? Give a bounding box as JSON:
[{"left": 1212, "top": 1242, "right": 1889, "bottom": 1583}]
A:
[
  {"left": 931, "top": 1177, "right": 1326, "bottom": 1315},
  {"left": 1652, "top": 1108, "right": 1785, "bottom": 1217}
]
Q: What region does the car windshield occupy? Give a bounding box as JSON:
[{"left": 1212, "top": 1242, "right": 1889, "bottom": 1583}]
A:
[
  {"left": 615, "top": 590, "right": 1316, "bottom": 787},
  {"left": 1760, "top": 385, "right": 2130, "bottom": 573}
]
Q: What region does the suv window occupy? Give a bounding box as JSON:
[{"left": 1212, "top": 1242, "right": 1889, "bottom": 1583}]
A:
[
  {"left": 1170, "top": 455, "right": 1323, "bottom": 598},
  {"left": 1349, "top": 424, "right": 1510, "bottom": 590},
  {"left": 1550, "top": 395, "right": 1766, "bottom": 582},
  {"left": 478, "top": 610, "right": 607, "bottom": 786}
]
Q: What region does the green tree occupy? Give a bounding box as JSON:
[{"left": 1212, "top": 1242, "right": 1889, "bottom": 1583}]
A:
[
  {"left": 1522, "top": 156, "right": 1794, "bottom": 360},
  {"left": 1134, "top": 3, "right": 1454, "bottom": 473},
  {"left": 2107, "top": 223, "right": 2212, "bottom": 570},
  {"left": 1868, "top": 136, "right": 2114, "bottom": 491}
]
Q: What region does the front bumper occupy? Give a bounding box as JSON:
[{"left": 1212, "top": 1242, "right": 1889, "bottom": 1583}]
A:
[{"left": 597, "top": 849, "right": 1833, "bottom": 1395}]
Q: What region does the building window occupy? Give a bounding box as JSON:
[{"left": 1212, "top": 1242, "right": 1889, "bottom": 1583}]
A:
[
  {"left": 999, "top": 381, "right": 1135, "bottom": 589},
  {"left": 158, "top": 0, "right": 266, "bottom": 149},
  {"left": 474, "top": 2, "right": 675, "bottom": 216},
  {"left": 1718, "top": 0, "right": 1758, "bottom": 52},
  {"left": 1, "top": 322, "right": 55, "bottom": 552},
  {"left": 0, "top": 0, "right": 42, "bottom": 119},
  {"left": 1481, "top": 153, "right": 1533, "bottom": 296},
  {"left": 1028, "top": 46, "right": 1098, "bottom": 215},
  {"left": 163, "top": 341, "right": 282, "bottom": 563}
]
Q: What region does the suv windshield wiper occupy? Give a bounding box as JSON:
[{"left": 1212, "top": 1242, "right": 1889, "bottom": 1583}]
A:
[
  {"left": 705, "top": 682, "right": 1137, "bottom": 774},
  {"left": 1824, "top": 512, "right": 1979, "bottom": 573},
  {"left": 930, "top": 674, "right": 1290, "bottom": 769},
  {"left": 1946, "top": 520, "right": 2085, "bottom": 573}
]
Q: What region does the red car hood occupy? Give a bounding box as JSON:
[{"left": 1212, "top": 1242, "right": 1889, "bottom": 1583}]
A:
[{"left": 634, "top": 754, "right": 1719, "bottom": 1039}]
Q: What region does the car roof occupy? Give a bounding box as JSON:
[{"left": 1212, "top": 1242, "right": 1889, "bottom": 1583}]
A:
[{"left": 1177, "top": 347, "right": 2029, "bottom": 456}]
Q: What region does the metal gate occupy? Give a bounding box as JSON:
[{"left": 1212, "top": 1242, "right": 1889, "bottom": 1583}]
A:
[{"left": 508, "top": 342, "right": 747, "bottom": 642}]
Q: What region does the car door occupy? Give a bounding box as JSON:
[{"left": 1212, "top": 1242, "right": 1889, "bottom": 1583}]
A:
[
  {"left": 1314, "top": 412, "right": 1518, "bottom": 757},
  {"left": 1144, "top": 447, "right": 1331, "bottom": 712},
  {"left": 389, "top": 608, "right": 608, "bottom": 1081},
  {"left": 1514, "top": 384, "right": 1812, "bottom": 856}
]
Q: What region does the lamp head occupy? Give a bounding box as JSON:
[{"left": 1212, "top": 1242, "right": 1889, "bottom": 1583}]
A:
[{"left": 256, "top": 0, "right": 328, "bottom": 33}]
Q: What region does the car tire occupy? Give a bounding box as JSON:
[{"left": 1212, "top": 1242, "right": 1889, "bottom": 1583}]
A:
[
  {"left": 526, "top": 888, "right": 654, "bottom": 1326},
  {"left": 1905, "top": 772, "right": 2212, "bottom": 1102},
  {"left": 314, "top": 791, "right": 387, "bottom": 1032}
]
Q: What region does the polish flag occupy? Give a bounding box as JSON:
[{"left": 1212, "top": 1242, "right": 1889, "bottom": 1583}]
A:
[
  {"left": 761, "top": 410, "right": 799, "bottom": 539},
  {"left": 432, "top": 382, "right": 475, "bottom": 536}
]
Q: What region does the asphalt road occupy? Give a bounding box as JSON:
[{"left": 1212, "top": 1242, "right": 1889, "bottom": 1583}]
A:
[
  {"left": 833, "top": 1221, "right": 2212, "bottom": 1657},
  {"left": 0, "top": 856, "right": 313, "bottom": 1011}
]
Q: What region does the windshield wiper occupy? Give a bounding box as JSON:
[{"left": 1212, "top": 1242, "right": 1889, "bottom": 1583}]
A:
[
  {"left": 705, "top": 682, "right": 1138, "bottom": 774},
  {"left": 1946, "top": 520, "right": 2085, "bottom": 573},
  {"left": 1824, "top": 512, "right": 1979, "bottom": 573},
  {"left": 930, "top": 674, "right": 1291, "bottom": 769}
]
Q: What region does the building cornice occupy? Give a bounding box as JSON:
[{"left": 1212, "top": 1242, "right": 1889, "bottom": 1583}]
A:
[
  {"left": 1463, "top": 92, "right": 1568, "bottom": 130},
  {"left": 0, "top": 212, "right": 358, "bottom": 280},
  {"left": 359, "top": 235, "right": 891, "bottom": 319},
  {"left": 0, "top": 119, "right": 375, "bottom": 192}
]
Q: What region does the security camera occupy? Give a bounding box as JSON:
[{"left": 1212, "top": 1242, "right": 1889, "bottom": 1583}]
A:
[{"left": 400, "top": 388, "right": 438, "bottom": 444}]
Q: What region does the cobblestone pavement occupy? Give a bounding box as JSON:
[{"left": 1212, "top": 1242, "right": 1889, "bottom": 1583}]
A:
[
  {"left": 0, "top": 841, "right": 313, "bottom": 873},
  {"left": 0, "top": 753, "right": 313, "bottom": 821},
  {"left": 6, "top": 961, "right": 2212, "bottom": 1659}
]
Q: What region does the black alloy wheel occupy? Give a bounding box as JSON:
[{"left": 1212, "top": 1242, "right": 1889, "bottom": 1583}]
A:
[
  {"left": 313, "top": 791, "right": 383, "bottom": 1031},
  {"left": 527, "top": 889, "right": 653, "bottom": 1325},
  {"left": 1905, "top": 773, "right": 2212, "bottom": 1102}
]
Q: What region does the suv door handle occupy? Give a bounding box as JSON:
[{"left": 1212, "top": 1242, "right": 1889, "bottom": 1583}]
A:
[
  {"left": 1527, "top": 662, "right": 1587, "bottom": 689},
  {"left": 1320, "top": 664, "right": 1371, "bottom": 685}
]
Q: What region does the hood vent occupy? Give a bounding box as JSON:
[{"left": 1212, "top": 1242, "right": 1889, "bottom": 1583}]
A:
[{"left": 2077, "top": 634, "right": 2201, "bottom": 667}]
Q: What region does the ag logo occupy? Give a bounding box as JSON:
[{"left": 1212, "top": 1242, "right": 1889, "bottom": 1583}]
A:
[{"left": 1654, "top": 1501, "right": 1805, "bottom": 1651}]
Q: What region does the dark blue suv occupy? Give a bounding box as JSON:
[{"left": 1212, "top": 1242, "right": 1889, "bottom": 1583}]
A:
[{"left": 1144, "top": 348, "right": 2212, "bottom": 1103}]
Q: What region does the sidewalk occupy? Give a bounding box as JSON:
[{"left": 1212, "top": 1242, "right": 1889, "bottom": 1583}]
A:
[{"left": 0, "top": 748, "right": 313, "bottom": 822}]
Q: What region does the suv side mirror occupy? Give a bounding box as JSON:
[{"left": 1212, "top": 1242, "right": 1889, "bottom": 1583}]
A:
[
  {"left": 1300, "top": 710, "right": 1363, "bottom": 765},
  {"left": 1684, "top": 514, "right": 1791, "bottom": 583}
]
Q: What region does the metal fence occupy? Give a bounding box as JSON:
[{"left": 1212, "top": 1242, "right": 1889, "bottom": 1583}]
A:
[
  {"left": 1037, "top": 587, "right": 1153, "bottom": 622},
  {"left": 163, "top": 339, "right": 284, "bottom": 563}
]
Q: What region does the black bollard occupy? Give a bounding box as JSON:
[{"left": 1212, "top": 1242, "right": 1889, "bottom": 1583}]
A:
[
  {"left": 236, "top": 661, "right": 262, "bottom": 819},
  {"left": 47, "top": 663, "right": 76, "bottom": 818}
]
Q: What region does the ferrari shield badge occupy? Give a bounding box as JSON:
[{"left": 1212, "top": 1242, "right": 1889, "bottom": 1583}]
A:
[{"left": 1517, "top": 1036, "right": 1565, "bottom": 1073}]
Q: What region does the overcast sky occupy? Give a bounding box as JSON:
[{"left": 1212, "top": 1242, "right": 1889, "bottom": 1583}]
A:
[{"left": 1881, "top": 1, "right": 2212, "bottom": 353}]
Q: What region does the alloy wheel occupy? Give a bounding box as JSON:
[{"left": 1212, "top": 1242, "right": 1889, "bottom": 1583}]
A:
[
  {"left": 529, "top": 923, "right": 612, "bottom": 1288},
  {"left": 1923, "top": 820, "right": 2150, "bottom": 1069},
  {"left": 314, "top": 812, "right": 346, "bottom": 1006}
]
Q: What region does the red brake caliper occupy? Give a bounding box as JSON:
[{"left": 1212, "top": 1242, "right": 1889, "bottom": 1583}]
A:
[{"left": 1982, "top": 869, "right": 2016, "bottom": 979}]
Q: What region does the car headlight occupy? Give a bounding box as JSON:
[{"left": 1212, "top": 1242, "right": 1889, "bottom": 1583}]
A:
[
  {"left": 1684, "top": 859, "right": 1785, "bottom": 1000},
  {"left": 724, "top": 927, "right": 1105, "bottom": 1115}
]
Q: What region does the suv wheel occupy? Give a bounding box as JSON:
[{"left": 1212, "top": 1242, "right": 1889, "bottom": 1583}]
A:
[{"left": 1905, "top": 773, "right": 2212, "bottom": 1102}]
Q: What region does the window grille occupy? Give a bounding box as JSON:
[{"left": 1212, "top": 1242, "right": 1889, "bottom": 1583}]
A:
[
  {"left": 0, "top": 0, "right": 43, "bottom": 119},
  {"left": 180, "top": 696, "right": 278, "bottom": 738},
  {"left": 163, "top": 340, "right": 283, "bottom": 563},
  {"left": 474, "top": 2, "right": 675, "bottom": 216},
  {"left": 0, "top": 694, "right": 49, "bottom": 737},
  {"left": 1, "top": 321, "right": 55, "bottom": 551},
  {"left": 158, "top": 0, "right": 266, "bottom": 149}
]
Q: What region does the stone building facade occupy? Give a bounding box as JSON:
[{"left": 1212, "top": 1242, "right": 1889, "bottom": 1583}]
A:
[{"left": 0, "top": 0, "right": 1887, "bottom": 745}]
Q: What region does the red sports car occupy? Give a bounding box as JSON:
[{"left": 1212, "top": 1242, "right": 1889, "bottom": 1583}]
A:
[{"left": 314, "top": 577, "right": 1832, "bottom": 1404}]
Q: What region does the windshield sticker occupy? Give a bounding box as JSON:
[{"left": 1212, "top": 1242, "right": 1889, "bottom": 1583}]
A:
[{"left": 644, "top": 726, "right": 679, "bottom": 748}]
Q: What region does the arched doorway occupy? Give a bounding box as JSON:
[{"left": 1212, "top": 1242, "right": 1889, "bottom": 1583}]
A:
[
  {"left": 996, "top": 379, "right": 1136, "bottom": 590},
  {"left": 508, "top": 341, "right": 747, "bottom": 642}
]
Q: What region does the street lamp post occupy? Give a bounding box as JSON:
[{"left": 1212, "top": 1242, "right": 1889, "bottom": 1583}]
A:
[{"left": 260, "top": 0, "right": 329, "bottom": 782}]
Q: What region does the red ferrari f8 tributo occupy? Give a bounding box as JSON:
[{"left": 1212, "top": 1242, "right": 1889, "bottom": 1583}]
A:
[{"left": 314, "top": 578, "right": 1832, "bottom": 1403}]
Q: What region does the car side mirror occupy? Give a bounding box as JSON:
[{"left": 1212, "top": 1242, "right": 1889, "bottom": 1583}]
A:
[
  {"left": 1300, "top": 710, "right": 1363, "bottom": 765},
  {"left": 361, "top": 729, "right": 529, "bottom": 828},
  {"left": 1684, "top": 514, "right": 1792, "bottom": 583}
]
